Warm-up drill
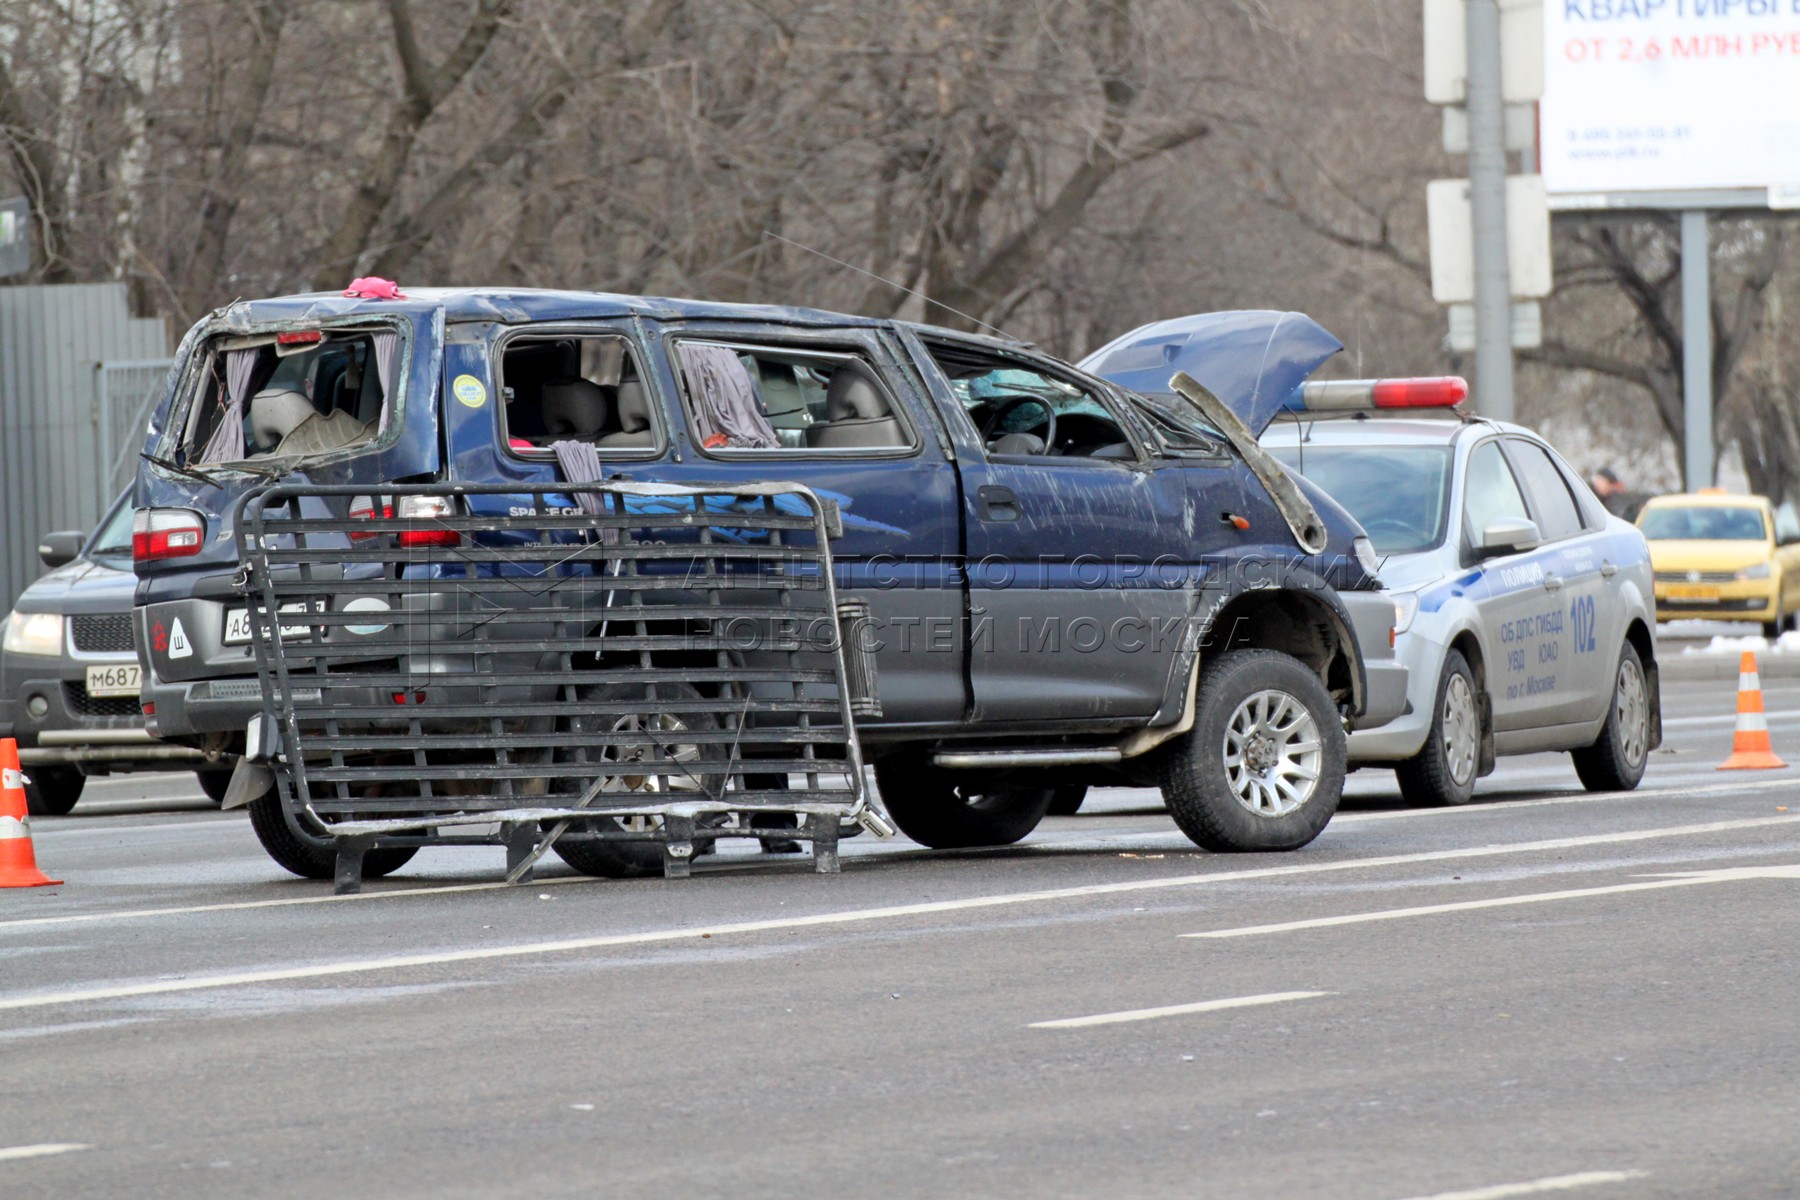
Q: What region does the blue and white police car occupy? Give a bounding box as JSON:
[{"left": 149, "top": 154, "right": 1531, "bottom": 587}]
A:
[{"left": 1259, "top": 379, "right": 1661, "bottom": 805}]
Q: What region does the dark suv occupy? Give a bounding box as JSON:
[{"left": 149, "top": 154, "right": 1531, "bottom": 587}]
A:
[
  {"left": 2, "top": 494, "right": 223, "bottom": 813},
  {"left": 133, "top": 289, "right": 1406, "bottom": 870}
]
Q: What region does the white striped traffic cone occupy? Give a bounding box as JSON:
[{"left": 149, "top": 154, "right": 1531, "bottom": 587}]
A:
[
  {"left": 0, "top": 738, "right": 60, "bottom": 887},
  {"left": 1719, "top": 651, "right": 1787, "bottom": 771}
]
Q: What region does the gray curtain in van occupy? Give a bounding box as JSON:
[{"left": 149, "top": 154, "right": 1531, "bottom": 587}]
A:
[
  {"left": 198, "top": 348, "right": 260, "bottom": 463},
  {"left": 677, "top": 343, "right": 778, "bottom": 449},
  {"left": 371, "top": 331, "right": 398, "bottom": 436}
]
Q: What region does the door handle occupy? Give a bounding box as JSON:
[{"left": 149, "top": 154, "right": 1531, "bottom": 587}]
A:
[
  {"left": 1600, "top": 561, "right": 1618, "bottom": 578},
  {"left": 978, "top": 485, "right": 1019, "bottom": 521},
  {"left": 1543, "top": 574, "right": 1563, "bottom": 592}
]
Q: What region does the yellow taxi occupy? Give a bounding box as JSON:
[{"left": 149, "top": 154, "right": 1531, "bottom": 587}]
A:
[{"left": 1638, "top": 491, "right": 1800, "bottom": 636}]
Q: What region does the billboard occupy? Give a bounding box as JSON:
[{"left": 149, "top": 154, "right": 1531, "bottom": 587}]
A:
[{"left": 1541, "top": 1, "right": 1800, "bottom": 196}]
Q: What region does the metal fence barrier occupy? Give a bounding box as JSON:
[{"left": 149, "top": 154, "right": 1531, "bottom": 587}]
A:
[
  {"left": 98, "top": 357, "right": 175, "bottom": 502},
  {"left": 236, "top": 480, "right": 884, "bottom": 893}
]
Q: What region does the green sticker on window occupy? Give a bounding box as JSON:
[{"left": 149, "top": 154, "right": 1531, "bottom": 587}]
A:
[{"left": 453, "top": 374, "right": 487, "bottom": 408}]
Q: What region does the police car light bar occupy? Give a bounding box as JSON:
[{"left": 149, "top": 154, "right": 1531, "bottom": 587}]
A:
[{"left": 1285, "top": 376, "right": 1468, "bottom": 414}]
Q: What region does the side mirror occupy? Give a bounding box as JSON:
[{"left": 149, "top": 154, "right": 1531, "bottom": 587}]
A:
[
  {"left": 1477, "top": 516, "right": 1542, "bottom": 557},
  {"left": 37, "top": 531, "right": 85, "bottom": 569}
]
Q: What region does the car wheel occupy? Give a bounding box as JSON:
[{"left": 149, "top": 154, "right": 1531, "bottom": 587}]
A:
[
  {"left": 246, "top": 786, "right": 419, "bottom": 881},
  {"left": 1763, "top": 602, "right": 1785, "bottom": 640},
  {"left": 1158, "top": 649, "right": 1344, "bottom": 853},
  {"left": 1047, "top": 784, "right": 1088, "bottom": 816},
  {"left": 873, "top": 757, "right": 1055, "bottom": 849},
  {"left": 1571, "top": 642, "right": 1651, "bottom": 793},
  {"left": 23, "top": 765, "right": 83, "bottom": 816},
  {"left": 1395, "top": 650, "right": 1481, "bottom": 807},
  {"left": 195, "top": 768, "right": 233, "bottom": 806},
  {"left": 550, "top": 682, "right": 725, "bottom": 879}
]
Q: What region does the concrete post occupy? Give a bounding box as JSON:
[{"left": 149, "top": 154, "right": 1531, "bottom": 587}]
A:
[
  {"left": 1681, "top": 210, "right": 1713, "bottom": 491},
  {"left": 1465, "top": 0, "right": 1514, "bottom": 423}
]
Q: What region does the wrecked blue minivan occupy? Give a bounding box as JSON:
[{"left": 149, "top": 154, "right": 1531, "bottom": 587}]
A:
[{"left": 132, "top": 289, "right": 1406, "bottom": 877}]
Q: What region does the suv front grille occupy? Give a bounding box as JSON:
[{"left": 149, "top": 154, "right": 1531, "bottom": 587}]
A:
[
  {"left": 63, "top": 682, "right": 141, "bottom": 719},
  {"left": 70, "top": 614, "right": 135, "bottom": 654}
]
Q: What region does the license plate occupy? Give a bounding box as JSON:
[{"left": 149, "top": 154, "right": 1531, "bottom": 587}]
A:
[
  {"left": 223, "top": 603, "right": 316, "bottom": 646},
  {"left": 1664, "top": 584, "right": 1720, "bottom": 601},
  {"left": 85, "top": 662, "right": 140, "bottom": 698}
]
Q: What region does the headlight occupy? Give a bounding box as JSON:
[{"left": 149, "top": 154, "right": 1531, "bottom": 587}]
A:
[
  {"left": 1352, "top": 535, "right": 1382, "bottom": 579},
  {"left": 3, "top": 611, "right": 64, "bottom": 656},
  {"left": 1392, "top": 591, "right": 1420, "bottom": 636},
  {"left": 1736, "top": 562, "right": 1772, "bottom": 581}
]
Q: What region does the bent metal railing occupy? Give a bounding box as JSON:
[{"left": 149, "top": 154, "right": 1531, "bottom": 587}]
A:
[{"left": 236, "top": 480, "right": 883, "bottom": 893}]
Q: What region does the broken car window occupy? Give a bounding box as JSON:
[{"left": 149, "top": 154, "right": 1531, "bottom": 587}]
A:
[
  {"left": 498, "top": 334, "right": 658, "bottom": 454},
  {"left": 178, "top": 328, "right": 400, "bottom": 467},
  {"left": 673, "top": 341, "right": 914, "bottom": 453}
]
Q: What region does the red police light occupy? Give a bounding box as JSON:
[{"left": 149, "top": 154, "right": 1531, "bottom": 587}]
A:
[{"left": 1370, "top": 377, "right": 1468, "bottom": 409}]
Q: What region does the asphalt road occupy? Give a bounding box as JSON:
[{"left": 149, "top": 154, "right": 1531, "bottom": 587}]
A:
[{"left": 5, "top": 670, "right": 1800, "bottom": 1200}]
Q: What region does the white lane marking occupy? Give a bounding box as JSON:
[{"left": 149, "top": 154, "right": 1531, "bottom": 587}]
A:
[
  {"left": 0, "top": 873, "right": 596, "bottom": 932},
  {"left": 1030, "top": 991, "right": 1330, "bottom": 1029},
  {"left": 0, "top": 1143, "right": 92, "bottom": 1162},
  {"left": 4, "top": 812, "right": 1797, "bottom": 940},
  {"left": 1185, "top": 865, "right": 1800, "bottom": 939},
  {"left": 1336, "top": 775, "right": 1800, "bottom": 823},
  {"left": 34, "top": 818, "right": 242, "bottom": 839},
  {"left": 1664, "top": 707, "right": 1800, "bottom": 728},
  {"left": 3, "top": 817, "right": 1797, "bottom": 1010},
  {"left": 1393, "top": 1169, "right": 1647, "bottom": 1200}
]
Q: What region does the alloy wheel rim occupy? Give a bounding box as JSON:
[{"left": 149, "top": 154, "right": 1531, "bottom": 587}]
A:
[
  {"left": 1222, "top": 689, "right": 1322, "bottom": 818},
  {"left": 1616, "top": 658, "right": 1648, "bottom": 768},
  {"left": 1442, "top": 672, "right": 1479, "bottom": 787}
]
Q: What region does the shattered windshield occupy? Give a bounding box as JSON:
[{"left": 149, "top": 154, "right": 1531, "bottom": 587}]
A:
[{"left": 174, "top": 326, "right": 401, "bottom": 469}]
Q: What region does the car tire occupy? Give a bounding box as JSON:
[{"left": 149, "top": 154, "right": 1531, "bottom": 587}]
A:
[
  {"left": 1047, "top": 784, "right": 1088, "bottom": 816},
  {"left": 246, "top": 787, "right": 419, "bottom": 881},
  {"left": 872, "top": 757, "right": 1055, "bottom": 849},
  {"left": 1571, "top": 642, "right": 1651, "bottom": 793},
  {"left": 549, "top": 682, "right": 725, "bottom": 880},
  {"left": 1763, "top": 603, "right": 1785, "bottom": 640},
  {"left": 23, "top": 765, "right": 83, "bottom": 816},
  {"left": 1158, "top": 649, "right": 1344, "bottom": 853},
  {"left": 1394, "top": 650, "right": 1481, "bottom": 807},
  {"left": 195, "top": 768, "right": 233, "bottom": 806}
]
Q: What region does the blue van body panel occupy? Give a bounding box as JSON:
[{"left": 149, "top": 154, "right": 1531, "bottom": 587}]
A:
[{"left": 1078, "top": 310, "right": 1345, "bottom": 438}]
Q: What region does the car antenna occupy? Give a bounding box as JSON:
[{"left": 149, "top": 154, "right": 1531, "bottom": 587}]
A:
[{"left": 761, "top": 231, "right": 1021, "bottom": 342}]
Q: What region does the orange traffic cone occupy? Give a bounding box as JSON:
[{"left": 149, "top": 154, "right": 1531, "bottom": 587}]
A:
[
  {"left": 1719, "top": 652, "right": 1787, "bottom": 771},
  {"left": 0, "top": 738, "right": 60, "bottom": 887}
]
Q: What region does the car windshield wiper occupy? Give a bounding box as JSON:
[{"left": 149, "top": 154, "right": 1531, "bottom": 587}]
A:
[
  {"left": 141, "top": 451, "right": 289, "bottom": 486},
  {"left": 141, "top": 452, "right": 225, "bottom": 490}
]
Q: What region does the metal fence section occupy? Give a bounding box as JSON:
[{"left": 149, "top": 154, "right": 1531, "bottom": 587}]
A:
[
  {"left": 0, "top": 283, "right": 168, "bottom": 610},
  {"left": 98, "top": 358, "right": 176, "bottom": 500},
  {"left": 237, "top": 480, "right": 884, "bottom": 893}
]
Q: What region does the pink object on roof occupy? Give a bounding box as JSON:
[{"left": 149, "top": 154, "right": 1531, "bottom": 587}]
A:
[{"left": 343, "top": 276, "right": 408, "bottom": 300}]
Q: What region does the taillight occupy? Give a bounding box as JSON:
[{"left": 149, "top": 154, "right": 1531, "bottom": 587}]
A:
[
  {"left": 347, "top": 495, "right": 394, "bottom": 541},
  {"left": 132, "top": 508, "right": 205, "bottom": 562},
  {"left": 396, "top": 495, "right": 460, "bottom": 548},
  {"left": 275, "top": 330, "right": 323, "bottom": 348}
]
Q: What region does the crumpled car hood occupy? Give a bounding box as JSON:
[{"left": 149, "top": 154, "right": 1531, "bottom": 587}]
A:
[{"left": 1079, "top": 310, "right": 1344, "bottom": 437}]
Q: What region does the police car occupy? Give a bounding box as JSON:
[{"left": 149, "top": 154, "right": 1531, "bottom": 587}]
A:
[{"left": 1259, "top": 379, "right": 1660, "bottom": 805}]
